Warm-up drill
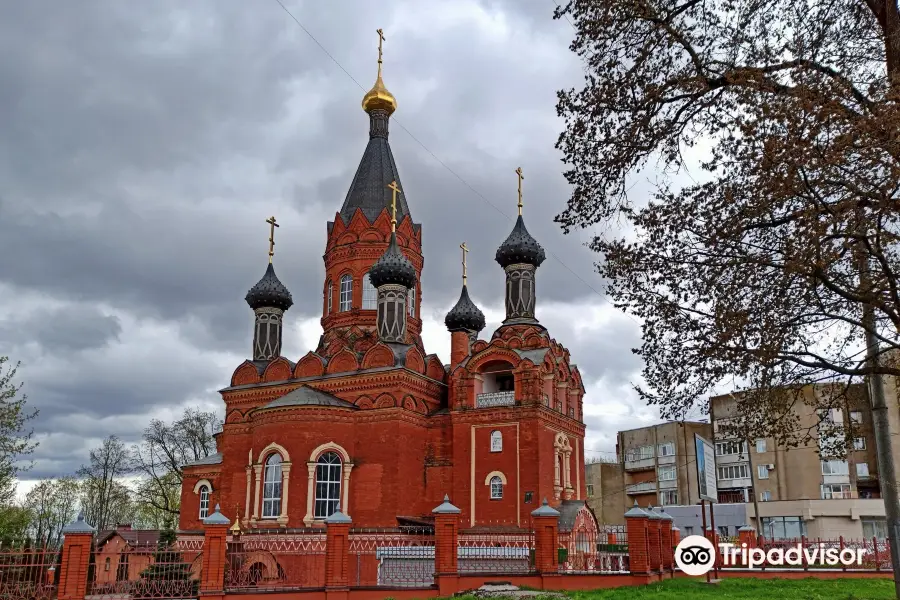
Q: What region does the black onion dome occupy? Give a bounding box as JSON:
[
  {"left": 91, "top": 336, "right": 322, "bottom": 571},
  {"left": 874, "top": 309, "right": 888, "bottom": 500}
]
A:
[
  {"left": 445, "top": 285, "right": 486, "bottom": 332},
  {"left": 245, "top": 263, "right": 294, "bottom": 311},
  {"left": 495, "top": 215, "right": 546, "bottom": 268},
  {"left": 369, "top": 232, "right": 416, "bottom": 288}
]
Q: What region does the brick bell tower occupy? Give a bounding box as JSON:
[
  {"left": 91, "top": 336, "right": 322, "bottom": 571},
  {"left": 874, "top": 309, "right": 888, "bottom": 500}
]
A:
[{"left": 317, "top": 28, "right": 424, "bottom": 362}]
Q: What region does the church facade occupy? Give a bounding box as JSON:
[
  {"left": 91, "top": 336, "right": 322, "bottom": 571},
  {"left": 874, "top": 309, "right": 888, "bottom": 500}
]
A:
[{"left": 179, "top": 34, "right": 594, "bottom": 533}]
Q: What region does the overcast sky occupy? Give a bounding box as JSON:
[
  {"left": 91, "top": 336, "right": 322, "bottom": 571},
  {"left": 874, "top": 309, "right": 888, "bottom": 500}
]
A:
[{"left": 0, "top": 0, "right": 681, "bottom": 491}]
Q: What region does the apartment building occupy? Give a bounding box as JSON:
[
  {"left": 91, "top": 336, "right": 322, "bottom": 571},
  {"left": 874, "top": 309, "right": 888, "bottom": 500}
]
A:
[
  {"left": 710, "top": 380, "right": 898, "bottom": 539},
  {"left": 584, "top": 460, "right": 626, "bottom": 525},
  {"left": 613, "top": 421, "right": 712, "bottom": 509}
]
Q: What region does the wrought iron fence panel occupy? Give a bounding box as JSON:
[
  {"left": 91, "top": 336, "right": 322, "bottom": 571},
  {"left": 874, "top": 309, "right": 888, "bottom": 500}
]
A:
[
  {"left": 348, "top": 527, "right": 435, "bottom": 588},
  {"left": 87, "top": 540, "right": 202, "bottom": 600},
  {"left": 457, "top": 530, "right": 535, "bottom": 575},
  {"left": 0, "top": 543, "right": 60, "bottom": 600},
  {"left": 224, "top": 532, "right": 326, "bottom": 592}
]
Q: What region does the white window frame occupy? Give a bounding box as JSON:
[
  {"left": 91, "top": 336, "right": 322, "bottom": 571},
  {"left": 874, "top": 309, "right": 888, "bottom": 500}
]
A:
[
  {"left": 821, "top": 460, "right": 849, "bottom": 476},
  {"left": 849, "top": 411, "right": 863, "bottom": 425},
  {"left": 625, "top": 445, "right": 654, "bottom": 461},
  {"left": 314, "top": 451, "right": 343, "bottom": 519},
  {"left": 659, "top": 490, "right": 678, "bottom": 505},
  {"left": 362, "top": 273, "right": 377, "bottom": 309},
  {"left": 326, "top": 280, "right": 333, "bottom": 315},
  {"left": 657, "top": 442, "right": 675, "bottom": 457},
  {"left": 854, "top": 437, "right": 866, "bottom": 451},
  {"left": 856, "top": 463, "right": 870, "bottom": 478},
  {"left": 339, "top": 275, "right": 353, "bottom": 312},
  {"left": 715, "top": 440, "right": 747, "bottom": 456},
  {"left": 408, "top": 285, "right": 416, "bottom": 317},
  {"left": 821, "top": 483, "right": 852, "bottom": 499},
  {"left": 198, "top": 485, "right": 210, "bottom": 519},
  {"left": 490, "top": 431, "right": 502, "bottom": 453},
  {"left": 717, "top": 463, "right": 750, "bottom": 480},
  {"left": 490, "top": 476, "right": 503, "bottom": 499},
  {"left": 755, "top": 438, "right": 766, "bottom": 453},
  {"left": 760, "top": 490, "right": 772, "bottom": 502},
  {"left": 757, "top": 464, "right": 769, "bottom": 479},
  {"left": 262, "top": 454, "right": 283, "bottom": 519},
  {"left": 657, "top": 465, "right": 676, "bottom": 481}
]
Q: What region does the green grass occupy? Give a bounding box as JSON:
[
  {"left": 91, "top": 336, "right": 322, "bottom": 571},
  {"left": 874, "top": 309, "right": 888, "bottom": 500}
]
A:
[{"left": 452, "top": 577, "right": 896, "bottom": 600}]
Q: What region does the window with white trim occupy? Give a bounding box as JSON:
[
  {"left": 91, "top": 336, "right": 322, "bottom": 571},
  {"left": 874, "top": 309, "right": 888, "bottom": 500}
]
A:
[
  {"left": 716, "top": 440, "right": 747, "bottom": 456},
  {"left": 659, "top": 490, "right": 678, "bottom": 505},
  {"left": 408, "top": 285, "right": 416, "bottom": 317},
  {"left": 854, "top": 437, "right": 867, "bottom": 451},
  {"left": 362, "top": 273, "right": 377, "bottom": 309},
  {"left": 198, "top": 484, "right": 210, "bottom": 519},
  {"left": 490, "top": 431, "right": 502, "bottom": 452},
  {"left": 821, "top": 460, "right": 849, "bottom": 475},
  {"left": 339, "top": 275, "right": 353, "bottom": 312},
  {"left": 326, "top": 280, "right": 333, "bottom": 315},
  {"left": 856, "top": 463, "right": 870, "bottom": 478},
  {"left": 755, "top": 439, "right": 767, "bottom": 453},
  {"left": 757, "top": 464, "right": 769, "bottom": 479},
  {"left": 262, "top": 454, "right": 283, "bottom": 518},
  {"left": 850, "top": 411, "right": 863, "bottom": 425},
  {"left": 625, "top": 445, "right": 654, "bottom": 461},
  {"left": 657, "top": 442, "right": 675, "bottom": 457},
  {"left": 821, "top": 483, "right": 852, "bottom": 499},
  {"left": 314, "top": 451, "right": 343, "bottom": 519},
  {"left": 658, "top": 465, "right": 676, "bottom": 481},
  {"left": 760, "top": 490, "right": 772, "bottom": 502},
  {"left": 717, "top": 463, "right": 750, "bottom": 480},
  {"left": 490, "top": 476, "right": 503, "bottom": 499}
]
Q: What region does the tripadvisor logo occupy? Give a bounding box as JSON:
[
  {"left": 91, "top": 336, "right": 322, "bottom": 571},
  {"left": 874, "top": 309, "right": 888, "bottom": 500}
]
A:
[{"left": 675, "top": 534, "right": 866, "bottom": 575}]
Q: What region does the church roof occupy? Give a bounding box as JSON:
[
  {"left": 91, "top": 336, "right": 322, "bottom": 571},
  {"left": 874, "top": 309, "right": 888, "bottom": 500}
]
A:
[
  {"left": 445, "top": 285, "right": 485, "bottom": 332},
  {"left": 245, "top": 263, "right": 293, "bottom": 311},
  {"left": 338, "top": 117, "right": 411, "bottom": 226},
  {"left": 262, "top": 386, "right": 358, "bottom": 410},
  {"left": 495, "top": 215, "right": 546, "bottom": 269},
  {"left": 184, "top": 452, "right": 222, "bottom": 467},
  {"left": 369, "top": 232, "right": 416, "bottom": 288}
]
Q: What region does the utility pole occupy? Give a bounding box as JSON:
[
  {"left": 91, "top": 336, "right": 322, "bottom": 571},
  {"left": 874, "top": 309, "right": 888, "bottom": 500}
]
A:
[{"left": 859, "top": 247, "right": 900, "bottom": 598}]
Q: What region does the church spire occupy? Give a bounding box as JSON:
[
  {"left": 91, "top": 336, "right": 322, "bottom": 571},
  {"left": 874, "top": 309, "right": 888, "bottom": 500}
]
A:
[
  {"left": 245, "top": 216, "right": 292, "bottom": 360},
  {"left": 338, "top": 28, "right": 411, "bottom": 226}
]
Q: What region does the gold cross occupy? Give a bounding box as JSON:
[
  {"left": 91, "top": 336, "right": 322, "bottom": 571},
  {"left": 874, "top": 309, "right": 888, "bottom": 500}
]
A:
[
  {"left": 515, "top": 167, "right": 524, "bottom": 216},
  {"left": 387, "top": 180, "right": 402, "bottom": 231},
  {"left": 376, "top": 29, "right": 385, "bottom": 76},
  {"left": 265, "top": 216, "right": 279, "bottom": 263},
  {"left": 460, "top": 242, "right": 469, "bottom": 285}
]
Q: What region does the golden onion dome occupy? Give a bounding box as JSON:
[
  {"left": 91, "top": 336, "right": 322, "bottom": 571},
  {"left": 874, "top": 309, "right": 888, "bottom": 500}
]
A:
[{"left": 362, "top": 28, "right": 397, "bottom": 115}]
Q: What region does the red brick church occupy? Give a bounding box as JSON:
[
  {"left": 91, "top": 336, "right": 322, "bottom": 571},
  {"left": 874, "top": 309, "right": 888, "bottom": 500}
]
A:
[{"left": 179, "top": 34, "right": 595, "bottom": 534}]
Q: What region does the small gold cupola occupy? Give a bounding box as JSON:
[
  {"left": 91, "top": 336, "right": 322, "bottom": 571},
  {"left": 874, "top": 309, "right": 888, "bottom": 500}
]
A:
[{"left": 362, "top": 28, "right": 397, "bottom": 115}]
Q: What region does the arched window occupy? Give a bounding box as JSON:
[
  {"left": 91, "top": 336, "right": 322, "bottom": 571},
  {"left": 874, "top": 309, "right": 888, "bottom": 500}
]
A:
[
  {"left": 104, "top": 557, "right": 111, "bottom": 572},
  {"left": 262, "top": 454, "right": 283, "bottom": 518},
  {"left": 408, "top": 285, "right": 416, "bottom": 317},
  {"left": 198, "top": 484, "right": 210, "bottom": 519},
  {"left": 490, "top": 431, "right": 503, "bottom": 452},
  {"left": 362, "top": 273, "right": 377, "bottom": 309},
  {"left": 326, "top": 280, "right": 333, "bottom": 315},
  {"left": 339, "top": 275, "right": 353, "bottom": 312},
  {"left": 490, "top": 476, "right": 503, "bottom": 499},
  {"left": 314, "top": 451, "right": 343, "bottom": 519}
]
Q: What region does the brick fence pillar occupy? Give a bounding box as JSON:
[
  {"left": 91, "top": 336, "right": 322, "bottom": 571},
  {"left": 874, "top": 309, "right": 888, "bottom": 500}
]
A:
[
  {"left": 200, "top": 504, "right": 230, "bottom": 597},
  {"left": 705, "top": 527, "right": 720, "bottom": 569},
  {"left": 624, "top": 502, "right": 650, "bottom": 575},
  {"left": 58, "top": 514, "right": 95, "bottom": 600},
  {"left": 432, "top": 495, "right": 460, "bottom": 596},
  {"left": 645, "top": 506, "right": 662, "bottom": 573},
  {"left": 325, "top": 510, "right": 352, "bottom": 600},
  {"left": 531, "top": 499, "right": 561, "bottom": 586},
  {"left": 738, "top": 525, "right": 757, "bottom": 548},
  {"left": 671, "top": 526, "right": 681, "bottom": 547},
  {"left": 658, "top": 508, "right": 674, "bottom": 572}
]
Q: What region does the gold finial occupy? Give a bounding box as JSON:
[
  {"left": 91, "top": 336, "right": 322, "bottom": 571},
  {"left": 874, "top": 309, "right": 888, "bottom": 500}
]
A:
[
  {"left": 362, "top": 28, "right": 397, "bottom": 115},
  {"left": 265, "top": 216, "right": 279, "bottom": 263},
  {"left": 460, "top": 242, "right": 469, "bottom": 286},
  {"left": 387, "top": 181, "right": 401, "bottom": 232},
  {"left": 230, "top": 505, "right": 242, "bottom": 534},
  {"left": 515, "top": 167, "right": 524, "bottom": 216}
]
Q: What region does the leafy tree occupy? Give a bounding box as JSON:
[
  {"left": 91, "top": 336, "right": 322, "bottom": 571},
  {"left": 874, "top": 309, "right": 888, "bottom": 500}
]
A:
[
  {"left": 0, "top": 357, "right": 38, "bottom": 502},
  {"left": 138, "top": 525, "right": 197, "bottom": 598},
  {"left": 78, "top": 436, "right": 133, "bottom": 530},
  {"left": 130, "top": 409, "right": 220, "bottom": 519},
  {"left": 24, "top": 477, "right": 79, "bottom": 546},
  {"left": 0, "top": 505, "right": 33, "bottom": 547},
  {"left": 553, "top": 0, "right": 900, "bottom": 444}
]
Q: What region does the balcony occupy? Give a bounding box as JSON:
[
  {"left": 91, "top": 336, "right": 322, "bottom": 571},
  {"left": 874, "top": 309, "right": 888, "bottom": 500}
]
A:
[
  {"left": 624, "top": 457, "right": 655, "bottom": 472},
  {"left": 475, "top": 391, "right": 515, "bottom": 408},
  {"left": 625, "top": 481, "right": 657, "bottom": 494}
]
